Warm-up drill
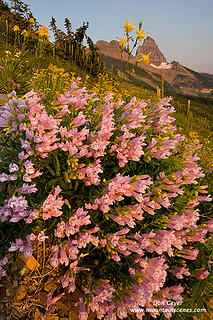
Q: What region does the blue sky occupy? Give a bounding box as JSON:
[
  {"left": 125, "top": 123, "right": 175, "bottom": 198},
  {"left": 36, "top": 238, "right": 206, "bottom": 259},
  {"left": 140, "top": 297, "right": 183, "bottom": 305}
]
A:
[{"left": 26, "top": 0, "right": 213, "bottom": 74}]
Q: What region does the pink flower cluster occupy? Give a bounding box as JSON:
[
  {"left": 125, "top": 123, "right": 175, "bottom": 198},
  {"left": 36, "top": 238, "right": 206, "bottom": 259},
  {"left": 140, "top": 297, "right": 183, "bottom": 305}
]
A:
[
  {"left": 0, "top": 195, "right": 38, "bottom": 223},
  {"left": 55, "top": 207, "right": 91, "bottom": 237},
  {"left": 85, "top": 174, "right": 153, "bottom": 214},
  {"left": 0, "top": 80, "right": 212, "bottom": 320},
  {"left": 8, "top": 234, "right": 36, "bottom": 258}
]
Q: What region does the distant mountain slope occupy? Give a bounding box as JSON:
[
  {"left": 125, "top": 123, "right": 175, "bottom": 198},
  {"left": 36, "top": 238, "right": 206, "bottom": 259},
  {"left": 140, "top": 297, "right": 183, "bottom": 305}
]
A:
[{"left": 95, "top": 37, "right": 213, "bottom": 97}]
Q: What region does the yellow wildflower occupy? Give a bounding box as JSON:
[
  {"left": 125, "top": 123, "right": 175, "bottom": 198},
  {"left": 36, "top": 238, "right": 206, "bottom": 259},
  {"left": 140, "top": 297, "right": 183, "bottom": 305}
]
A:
[
  {"left": 15, "top": 50, "right": 21, "bottom": 56},
  {"left": 189, "top": 131, "right": 199, "bottom": 138},
  {"left": 37, "top": 25, "right": 50, "bottom": 38},
  {"left": 121, "top": 18, "right": 135, "bottom": 34},
  {"left": 116, "top": 35, "right": 127, "bottom": 48},
  {"left": 135, "top": 25, "right": 148, "bottom": 41},
  {"left": 29, "top": 17, "right": 35, "bottom": 24},
  {"left": 12, "top": 25, "right": 20, "bottom": 32},
  {"left": 21, "top": 29, "right": 29, "bottom": 37},
  {"left": 137, "top": 52, "right": 151, "bottom": 65}
]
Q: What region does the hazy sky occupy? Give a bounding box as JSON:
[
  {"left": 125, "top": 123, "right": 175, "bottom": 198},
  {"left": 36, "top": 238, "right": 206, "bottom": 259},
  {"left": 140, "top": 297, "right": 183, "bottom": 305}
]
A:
[{"left": 26, "top": 0, "right": 213, "bottom": 74}]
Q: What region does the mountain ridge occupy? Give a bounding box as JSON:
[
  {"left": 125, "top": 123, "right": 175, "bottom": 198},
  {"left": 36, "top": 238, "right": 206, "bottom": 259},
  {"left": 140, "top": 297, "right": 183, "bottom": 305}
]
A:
[{"left": 94, "top": 37, "right": 213, "bottom": 97}]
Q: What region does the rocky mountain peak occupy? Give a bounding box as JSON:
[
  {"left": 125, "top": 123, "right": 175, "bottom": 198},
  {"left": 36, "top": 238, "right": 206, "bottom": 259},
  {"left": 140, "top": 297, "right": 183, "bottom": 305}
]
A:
[
  {"left": 136, "top": 36, "right": 167, "bottom": 65},
  {"left": 143, "top": 36, "right": 158, "bottom": 48},
  {"left": 95, "top": 40, "right": 132, "bottom": 61}
]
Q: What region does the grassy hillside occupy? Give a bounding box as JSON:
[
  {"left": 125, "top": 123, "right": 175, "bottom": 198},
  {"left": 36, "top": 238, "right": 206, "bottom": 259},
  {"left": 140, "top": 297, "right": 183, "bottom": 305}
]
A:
[
  {"left": 185, "top": 66, "right": 213, "bottom": 89},
  {"left": 100, "top": 54, "right": 175, "bottom": 92},
  {"left": 99, "top": 49, "right": 213, "bottom": 97}
]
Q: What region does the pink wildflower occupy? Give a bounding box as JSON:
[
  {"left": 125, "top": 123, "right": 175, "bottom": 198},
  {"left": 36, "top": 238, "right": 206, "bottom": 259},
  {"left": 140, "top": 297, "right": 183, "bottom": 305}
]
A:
[
  {"left": 8, "top": 239, "right": 24, "bottom": 252},
  {"left": 18, "top": 183, "right": 38, "bottom": 194},
  {"left": 79, "top": 159, "right": 103, "bottom": 185},
  {"left": 79, "top": 298, "right": 89, "bottom": 320},
  {"left": 171, "top": 266, "right": 190, "bottom": 279},
  {"left": 72, "top": 111, "right": 87, "bottom": 127},
  {"left": 9, "top": 163, "right": 19, "bottom": 173},
  {"left": 193, "top": 269, "right": 210, "bottom": 279},
  {"left": 42, "top": 186, "right": 64, "bottom": 220},
  {"left": 18, "top": 151, "right": 25, "bottom": 162},
  {"left": 59, "top": 247, "right": 69, "bottom": 266},
  {"left": 50, "top": 246, "right": 59, "bottom": 268},
  {"left": 36, "top": 231, "right": 48, "bottom": 244},
  {"left": 179, "top": 248, "right": 199, "bottom": 260}
]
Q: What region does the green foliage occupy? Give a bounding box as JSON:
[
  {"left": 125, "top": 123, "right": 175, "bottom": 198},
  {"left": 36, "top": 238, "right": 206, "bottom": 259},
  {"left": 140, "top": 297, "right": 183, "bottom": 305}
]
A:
[
  {"left": 0, "top": 0, "right": 10, "bottom": 10},
  {"left": 50, "top": 17, "right": 105, "bottom": 76},
  {"left": 9, "top": 0, "right": 32, "bottom": 19},
  {"left": 0, "top": 50, "right": 33, "bottom": 94}
]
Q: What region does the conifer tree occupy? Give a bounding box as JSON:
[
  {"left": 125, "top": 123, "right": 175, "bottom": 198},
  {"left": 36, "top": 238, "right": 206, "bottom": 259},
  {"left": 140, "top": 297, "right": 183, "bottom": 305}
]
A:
[{"left": 9, "top": 0, "right": 32, "bottom": 18}]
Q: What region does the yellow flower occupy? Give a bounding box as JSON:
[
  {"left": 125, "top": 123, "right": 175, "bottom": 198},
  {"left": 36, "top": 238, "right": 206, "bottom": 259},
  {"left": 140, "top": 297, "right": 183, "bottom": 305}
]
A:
[
  {"left": 121, "top": 18, "right": 135, "bottom": 34},
  {"left": 189, "top": 131, "right": 199, "bottom": 138},
  {"left": 29, "top": 17, "right": 35, "bottom": 24},
  {"left": 137, "top": 52, "right": 151, "bottom": 65},
  {"left": 21, "top": 29, "right": 29, "bottom": 37},
  {"left": 135, "top": 26, "right": 148, "bottom": 41},
  {"left": 12, "top": 25, "right": 20, "bottom": 32},
  {"left": 41, "top": 25, "right": 49, "bottom": 33},
  {"left": 37, "top": 25, "right": 50, "bottom": 38},
  {"left": 15, "top": 50, "right": 22, "bottom": 56},
  {"left": 116, "top": 35, "right": 127, "bottom": 48}
]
